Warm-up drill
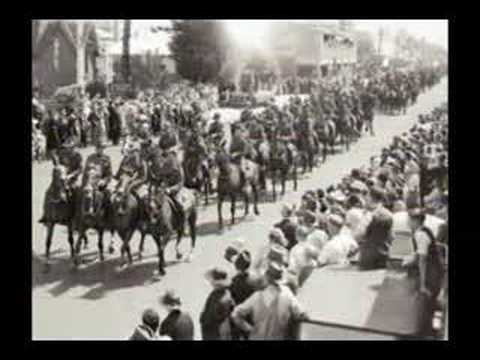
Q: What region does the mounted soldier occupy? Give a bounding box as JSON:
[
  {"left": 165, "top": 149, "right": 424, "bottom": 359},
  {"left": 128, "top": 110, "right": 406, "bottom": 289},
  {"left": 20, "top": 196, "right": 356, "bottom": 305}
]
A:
[
  {"left": 148, "top": 129, "right": 190, "bottom": 227},
  {"left": 115, "top": 139, "right": 148, "bottom": 203},
  {"left": 52, "top": 138, "right": 83, "bottom": 192},
  {"left": 208, "top": 113, "right": 226, "bottom": 148},
  {"left": 81, "top": 139, "right": 113, "bottom": 218}
]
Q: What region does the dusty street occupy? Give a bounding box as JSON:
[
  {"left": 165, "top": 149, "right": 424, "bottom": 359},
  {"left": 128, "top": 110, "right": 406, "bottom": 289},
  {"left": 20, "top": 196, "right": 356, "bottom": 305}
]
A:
[{"left": 32, "top": 78, "right": 447, "bottom": 340}]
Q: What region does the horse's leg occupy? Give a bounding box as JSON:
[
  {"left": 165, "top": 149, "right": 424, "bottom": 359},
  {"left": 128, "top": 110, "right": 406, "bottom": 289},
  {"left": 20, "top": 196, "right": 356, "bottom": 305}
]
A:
[
  {"left": 108, "top": 230, "right": 115, "bottom": 254},
  {"left": 125, "top": 229, "right": 134, "bottom": 266},
  {"left": 175, "top": 225, "right": 184, "bottom": 261},
  {"left": 160, "top": 236, "right": 167, "bottom": 276},
  {"left": 45, "top": 223, "right": 54, "bottom": 260},
  {"left": 73, "top": 230, "right": 84, "bottom": 267},
  {"left": 271, "top": 168, "right": 277, "bottom": 202},
  {"left": 217, "top": 194, "right": 224, "bottom": 230},
  {"left": 138, "top": 231, "right": 146, "bottom": 259},
  {"left": 154, "top": 235, "right": 166, "bottom": 276},
  {"left": 187, "top": 209, "right": 197, "bottom": 262},
  {"left": 203, "top": 179, "right": 209, "bottom": 206},
  {"left": 97, "top": 229, "right": 105, "bottom": 262},
  {"left": 252, "top": 183, "right": 260, "bottom": 216},
  {"left": 67, "top": 224, "right": 75, "bottom": 259},
  {"left": 293, "top": 161, "right": 298, "bottom": 191}
]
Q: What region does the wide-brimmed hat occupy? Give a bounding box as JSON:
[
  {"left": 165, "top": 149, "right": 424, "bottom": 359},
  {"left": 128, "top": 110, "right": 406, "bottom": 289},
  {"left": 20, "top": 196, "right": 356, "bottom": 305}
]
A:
[
  {"left": 269, "top": 228, "right": 288, "bottom": 248},
  {"left": 281, "top": 202, "right": 295, "bottom": 217},
  {"left": 350, "top": 180, "right": 368, "bottom": 194},
  {"left": 205, "top": 267, "right": 229, "bottom": 287},
  {"left": 328, "top": 213, "right": 345, "bottom": 228},
  {"left": 142, "top": 308, "right": 160, "bottom": 328},
  {"left": 267, "top": 244, "right": 289, "bottom": 265},
  {"left": 159, "top": 289, "right": 181, "bottom": 307},
  {"left": 234, "top": 250, "right": 252, "bottom": 272}
]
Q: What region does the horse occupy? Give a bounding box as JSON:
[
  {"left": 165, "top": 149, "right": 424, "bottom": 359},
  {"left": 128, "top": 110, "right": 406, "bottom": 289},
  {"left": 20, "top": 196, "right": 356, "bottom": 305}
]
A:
[
  {"left": 39, "top": 165, "right": 76, "bottom": 269},
  {"left": 144, "top": 183, "right": 198, "bottom": 276},
  {"left": 109, "top": 178, "right": 142, "bottom": 267},
  {"left": 183, "top": 131, "right": 211, "bottom": 205},
  {"left": 337, "top": 111, "right": 357, "bottom": 152},
  {"left": 215, "top": 150, "right": 260, "bottom": 230},
  {"left": 315, "top": 119, "right": 337, "bottom": 163},
  {"left": 73, "top": 172, "right": 111, "bottom": 266},
  {"left": 267, "top": 139, "right": 299, "bottom": 202},
  {"left": 295, "top": 129, "right": 316, "bottom": 174},
  {"left": 254, "top": 139, "right": 271, "bottom": 191}
]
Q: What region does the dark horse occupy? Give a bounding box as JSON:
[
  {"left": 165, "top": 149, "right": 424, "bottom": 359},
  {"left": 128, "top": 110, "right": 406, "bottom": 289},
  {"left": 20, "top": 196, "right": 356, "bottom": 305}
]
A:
[
  {"left": 144, "top": 183, "right": 198, "bottom": 276},
  {"left": 295, "top": 129, "right": 317, "bottom": 174},
  {"left": 259, "top": 139, "right": 298, "bottom": 202},
  {"left": 183, "top": 131, "right": 211, "bottom": 205},
  {"left": 109, "top": 178, "right": 142, "bottom": 267},
  {"left": 215, "top": 150, "right": 260, "bottom": 230},
  {"left": 337, "top": 110, "right": 359, "bottom": 153},
  {"left": 73, "top": 174, "right": 111, "bottom": 266},
  {"left": 315, "top": 119, "right": 337, "bottom": 163},
  {"left": 39, "top": 165, "right": 76, "bottom": 270}
]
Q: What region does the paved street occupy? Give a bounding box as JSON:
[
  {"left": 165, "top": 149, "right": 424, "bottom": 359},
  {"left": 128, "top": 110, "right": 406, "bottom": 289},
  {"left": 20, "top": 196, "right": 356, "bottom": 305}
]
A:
[{"left": 32, "top": 78, "right": 447, "bottom": 340}]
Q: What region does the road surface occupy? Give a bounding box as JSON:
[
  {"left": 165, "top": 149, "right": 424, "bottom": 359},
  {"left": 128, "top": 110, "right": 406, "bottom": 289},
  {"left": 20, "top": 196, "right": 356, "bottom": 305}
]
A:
[{"left": 31, "top": 78, "right": 447, "bottom": 340}]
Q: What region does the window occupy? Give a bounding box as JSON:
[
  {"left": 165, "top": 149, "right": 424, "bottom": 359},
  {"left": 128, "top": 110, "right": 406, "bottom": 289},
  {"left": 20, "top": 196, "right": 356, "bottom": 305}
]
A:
[{"left": 53, "top": 38, "right": 60, "bottom": 71}]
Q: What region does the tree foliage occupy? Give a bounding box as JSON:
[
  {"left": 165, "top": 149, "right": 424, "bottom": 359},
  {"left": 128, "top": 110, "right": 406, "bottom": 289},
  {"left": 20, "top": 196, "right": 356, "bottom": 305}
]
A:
[{"left": 169, "top": 20, "right": 230, "bottom": 83}]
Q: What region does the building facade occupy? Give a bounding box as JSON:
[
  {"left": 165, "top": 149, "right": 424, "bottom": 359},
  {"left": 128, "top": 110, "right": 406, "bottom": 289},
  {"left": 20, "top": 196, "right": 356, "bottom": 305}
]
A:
[
  {"left": 32, "top": 20, "right": 100, "bottom": 97},
  {"left": 269, "top": 22, "right": 357, "bottom": 79}
]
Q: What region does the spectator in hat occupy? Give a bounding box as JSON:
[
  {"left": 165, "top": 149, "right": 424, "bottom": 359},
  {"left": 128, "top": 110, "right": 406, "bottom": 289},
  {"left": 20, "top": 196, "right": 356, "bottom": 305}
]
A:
[
  {"left": 402, "top": 206, "right": 446, "bottom": 336},
  {"left": 200, "top": 267, "right": 235, "bottom": 340},
  {"left": 252, "top": 229, "right": 289, "bottom": 276},
  {"left": 274, "top": 203, "right": 298, "bottom": 251},
  {"left": 358, "top": 186, "right": 394, "bottom": 270},
  {"left": 229, "top": 250, "right": 256, "bottom": 340},
  {"left": 230, "top": 250, "right": 256, "bottom": 305},
  {"left": 301, "top": 211, "right": 329, "bottom": 252},
  {"left": 288, "top": 236, "right": 320, "bottom": 291},
  {"left": 231, "top": 260, "right": 308, "bottom": 340},
  {"left": 129, "top": 308, "right": 163, "bottom": 341},
  {"left": 159, "top": 289, "right": 194, "bottom": 341},
  {"left": 318, "top": 213, "right": 358, "bottom": 266}
]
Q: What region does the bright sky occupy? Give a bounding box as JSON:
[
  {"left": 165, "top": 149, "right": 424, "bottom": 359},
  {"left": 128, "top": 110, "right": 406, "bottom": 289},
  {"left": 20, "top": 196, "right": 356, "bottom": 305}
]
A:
[{"left": 116, "top": 19, "right": 448, "bottom": 54}]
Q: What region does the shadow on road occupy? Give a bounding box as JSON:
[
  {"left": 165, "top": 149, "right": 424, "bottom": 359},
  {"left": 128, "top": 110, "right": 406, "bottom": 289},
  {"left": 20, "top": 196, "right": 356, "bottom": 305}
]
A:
[{"left": 33, "top": 248, "right": 183, "bottom": 299}]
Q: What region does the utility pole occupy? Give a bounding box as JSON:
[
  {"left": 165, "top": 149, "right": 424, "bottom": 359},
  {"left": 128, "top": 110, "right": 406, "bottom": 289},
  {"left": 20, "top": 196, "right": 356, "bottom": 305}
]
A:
[
  {"left": 121, "top": 19, "right": 132, "bottom": 84},
  {"left": 377, "top": 27, "right": 384, "bottom": 56}
]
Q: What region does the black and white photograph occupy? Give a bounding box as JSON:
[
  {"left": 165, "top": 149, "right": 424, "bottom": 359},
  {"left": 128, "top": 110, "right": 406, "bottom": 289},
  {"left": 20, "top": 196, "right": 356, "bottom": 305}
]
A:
[{"left": 31, "top": 19, "right": 449, "bottom": 341}]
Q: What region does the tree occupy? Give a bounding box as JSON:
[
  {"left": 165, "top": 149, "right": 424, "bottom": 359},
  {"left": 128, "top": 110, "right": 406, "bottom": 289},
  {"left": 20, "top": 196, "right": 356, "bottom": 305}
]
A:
[
  {"left": 121, "top": 20, "right": 132, "bottom": 83},
  {"left": 169, "top": 20, "right": 230, "bottom": 83}
]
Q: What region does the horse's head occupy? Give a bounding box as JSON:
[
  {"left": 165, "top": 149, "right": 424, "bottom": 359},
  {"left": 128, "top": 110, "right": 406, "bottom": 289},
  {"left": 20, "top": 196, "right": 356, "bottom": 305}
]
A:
[
  {"left": 111, "top": 181, "right": 129, "bottom": 216},
  {"left": 81, "top": 184, "right": 96, "bottom": 216},
  {"left": 147, "top": 184, "right": 167, "bottom": 224}
]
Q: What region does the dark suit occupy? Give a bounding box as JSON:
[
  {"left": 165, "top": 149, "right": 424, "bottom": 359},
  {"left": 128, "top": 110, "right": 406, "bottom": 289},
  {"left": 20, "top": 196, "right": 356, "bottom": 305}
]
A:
[{"left": 359, "top": 205, "right": 393, "bottom": 270}]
